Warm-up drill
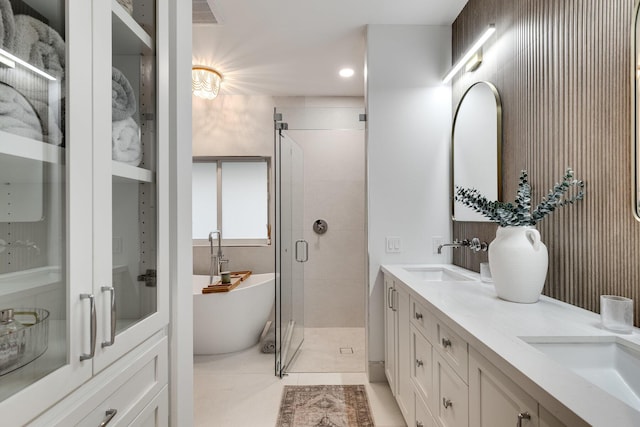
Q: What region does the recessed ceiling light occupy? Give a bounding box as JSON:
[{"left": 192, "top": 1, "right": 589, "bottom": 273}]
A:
[{"left": 339, "top": 68, "right": 354, "bottom": 78}]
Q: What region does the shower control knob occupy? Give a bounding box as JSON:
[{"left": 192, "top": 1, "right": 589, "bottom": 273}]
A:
[{"left": 313, "top": 219, "right": 328, "bottom": 235}]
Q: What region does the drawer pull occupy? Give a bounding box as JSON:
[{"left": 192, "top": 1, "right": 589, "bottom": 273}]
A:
[
  {"left": 517, "top": 412, "right": 531, "bottom": 427},
  {"left": 442, "top": 397, "right": 453, "bottom": 409},
  {"left": 416, "top": 359, "right": 424, "bottom": 367},
  {"left": 416, "top": 422, "right": 424, "bottom": 427},
  {"left": 99, "top": 409, "right": 117, "bottom": 426},
  {"left": 415, "top": 312, "right": 423, "bottom": 320},
  {"left": 441, "top": 337, "right": 452, "bottom": 348}
]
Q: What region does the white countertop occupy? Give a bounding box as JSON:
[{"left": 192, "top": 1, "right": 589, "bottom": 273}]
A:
[{"left": 381, "top": 263, "right": 640, "bottom": 427}]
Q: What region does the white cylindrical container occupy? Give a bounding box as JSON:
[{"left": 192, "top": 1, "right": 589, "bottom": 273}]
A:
[{"left": 488, "top": 226, "right": 548, "bottom": 303}]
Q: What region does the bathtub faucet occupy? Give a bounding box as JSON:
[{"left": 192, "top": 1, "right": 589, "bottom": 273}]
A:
[{"left": 208, "top": 230, "right": 229, "bottom": 283}]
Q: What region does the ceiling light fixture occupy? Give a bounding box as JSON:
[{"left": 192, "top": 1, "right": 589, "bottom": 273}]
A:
[
  {"left": 192, "top": 66, "right": 223, "bottom": 100},
  {"left": 339, "top": 68, "right": 355, "bottom": 78},
  {"left": 442, "top": 24, "right": 495, "bottom": 84}
]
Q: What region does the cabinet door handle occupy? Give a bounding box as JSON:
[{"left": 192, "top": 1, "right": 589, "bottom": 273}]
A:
[
  {"left": 442, "top": 397, "right": 453, "bottom": 409},
  {"left": 101, "top": 286, "right": 116, "bottom": 348},
  {"left": 415, "top": 312, "right": 423, "bottom": 320},
  {"left": 517, "top": 412, "right": 531, "bottom": 427},
  {"left": 80, "top": 294, "right": 96, "bottom": 361},
  {"left": 441, "top": 337, "right": 452, "bottom": 348},
  {"left": 99, "top": 408, "right": 117, "bottom": 426},
  {"left": 416, "top": 359, "right": 424, "bottom": 367},
  {"left": 387, "top": 287, "right": 393, "bottom": 309}
]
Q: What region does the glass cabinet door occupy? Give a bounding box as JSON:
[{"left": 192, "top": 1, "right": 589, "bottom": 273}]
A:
[
  {"left": 0, "top": 0, "right": 94, "bottom": 423},
  {"left": 92, "top": 0, "right": 167, "bottom": 371}
]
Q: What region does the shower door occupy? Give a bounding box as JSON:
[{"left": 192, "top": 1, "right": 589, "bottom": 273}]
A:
[{"left": 275, "top": 124, "right": 306, "bottom": 377}]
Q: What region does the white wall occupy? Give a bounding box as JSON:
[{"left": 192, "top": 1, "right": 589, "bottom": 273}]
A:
[{"left": 366, "top": 25, "right": 452, "bottom": 374}]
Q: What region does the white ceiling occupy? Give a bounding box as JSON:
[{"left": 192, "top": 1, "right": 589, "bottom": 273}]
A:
[{"left": 192, "top": 0, "right": 468, "bottom": 97}]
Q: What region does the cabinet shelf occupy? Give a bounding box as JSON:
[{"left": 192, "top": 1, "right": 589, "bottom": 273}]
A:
[
  {"left": 0, "top": 131, "right": 63, "bottom": 164},
  {"left": 112, "top": 160, "right": 155, "bottom": 183},
  {"left": 112, "top": 0, "right": 153, "bottom": 55}
]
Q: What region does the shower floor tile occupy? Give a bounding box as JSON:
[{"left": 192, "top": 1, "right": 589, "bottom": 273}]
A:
[{"left": 288, "top": 327, "right": 366, "bottom": 373}]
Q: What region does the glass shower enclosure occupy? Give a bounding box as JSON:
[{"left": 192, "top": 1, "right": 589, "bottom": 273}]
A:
[{"left": 274, "top": 111, "right": 306, "bottom": 377}]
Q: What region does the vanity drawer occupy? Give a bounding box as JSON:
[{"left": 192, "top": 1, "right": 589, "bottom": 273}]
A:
[
  {"left": 415, "top": 390, "right": 437, "bottom": 427},
  {"left": 436, "top": 320, "right": 468, "bottom": 382},
  {"left": 78, "top": 339, "right": 168, "bottom": 426},
  {"left": 434, "top": 352, "right": 469, "bottom": 427},
  {"left": 411, "top": 296, "right": 435, "bottom": 342},
  {"left": 411, "top": 325, "right": 434, "bottom": 406}
]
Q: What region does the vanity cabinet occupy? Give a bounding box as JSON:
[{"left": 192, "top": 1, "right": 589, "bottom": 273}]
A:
[
  {"left": 415, "top": 390, "right": 437, "bottom": 427},
  {"left": 0, "top": 0, "right": 171, "bottom": 424},
  {"left": 384, "top": 276, "right": 412, "bottom": 423},
  {"left": 383, "top": 272, "right": 569, "bottom": 427},
  {"left": 469, "top": 348, "right": 537, "bottom": 427}
]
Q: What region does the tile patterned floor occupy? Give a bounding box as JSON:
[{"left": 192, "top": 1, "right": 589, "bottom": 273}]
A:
[{"left": 194, "top": 328, "right": 405, "bottom": 427}]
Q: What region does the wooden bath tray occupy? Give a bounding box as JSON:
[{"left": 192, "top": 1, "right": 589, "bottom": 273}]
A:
[{"left": 202, "top": 271, "right": 252, "bottom": 293}]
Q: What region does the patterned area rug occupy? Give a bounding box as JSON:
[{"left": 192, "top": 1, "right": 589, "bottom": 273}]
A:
[{"left": 276, "top": 385, "right": 374, "bottom": 427}]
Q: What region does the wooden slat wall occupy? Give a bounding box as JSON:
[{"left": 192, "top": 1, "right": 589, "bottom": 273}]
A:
[{"left": 451, "top": 0, "right": 640, "bottom": 325}]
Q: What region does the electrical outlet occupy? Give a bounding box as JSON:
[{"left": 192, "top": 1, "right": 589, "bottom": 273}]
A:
[
  {"left": 433, "top": 236, "right": 444, "bottom": 254},
  {"left": 386, "top": 237, "right": 401, "bottom": 253}
]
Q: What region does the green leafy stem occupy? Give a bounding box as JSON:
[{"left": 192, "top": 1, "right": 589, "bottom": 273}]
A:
[{"left": 455, "top": 168, "right": 585, "bottom": 227}]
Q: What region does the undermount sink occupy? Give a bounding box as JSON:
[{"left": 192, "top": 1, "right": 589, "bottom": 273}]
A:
[
  {"left": 402, "top": 266, "right": 474, "bottom": 282},
  {"left": 523, "top": 338, "right": 640, "bottom": 410}
]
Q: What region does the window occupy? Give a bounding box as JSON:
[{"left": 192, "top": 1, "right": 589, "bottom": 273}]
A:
[{"left": 192, "top": 157, "right": 270, "bottom": 245}]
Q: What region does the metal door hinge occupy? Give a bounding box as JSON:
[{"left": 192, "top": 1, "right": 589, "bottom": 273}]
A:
[{"left": 137, "top": 269, "right": 157, "bottom": 287}]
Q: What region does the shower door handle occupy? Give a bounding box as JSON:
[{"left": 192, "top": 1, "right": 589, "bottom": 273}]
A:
[{"left": 295, "top": 240, "right": 309, "bottom": 262}]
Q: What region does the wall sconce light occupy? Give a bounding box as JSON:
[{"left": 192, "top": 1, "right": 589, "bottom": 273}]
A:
[
  {"left": 192, "top": 66, "right": 223, "bottom": 100},
  {"left": 442, "top": 24, "right": 495, "bottom": 84}
]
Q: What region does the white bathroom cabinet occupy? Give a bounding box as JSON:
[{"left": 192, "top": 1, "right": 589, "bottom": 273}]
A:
[
  {"left": 384, "top": 276, "right": 413, "bottom": 423},
  {"left": 0, "top": 0, "right": 170, "bottom": 424},
  {"left": 383, "top": 271, "right": 575, "bottom": 427}
]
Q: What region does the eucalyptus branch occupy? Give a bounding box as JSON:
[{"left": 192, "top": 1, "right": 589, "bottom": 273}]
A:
[{"left": 455, "top": 168, "right": 585, "bottom": 226}]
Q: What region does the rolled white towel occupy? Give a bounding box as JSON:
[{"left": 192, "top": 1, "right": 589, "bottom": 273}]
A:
[
  {"left": 112, "top": 117, "right": 141, "bottom": 166},
  {"left": 0, "top": 81, "right": 43, "bottom": 141},
  {"left": 112, "top": 67, "right": 136, "bottom": 121},
  {"left": 0, "top": 0, "right": 15, "bottom": 50}
]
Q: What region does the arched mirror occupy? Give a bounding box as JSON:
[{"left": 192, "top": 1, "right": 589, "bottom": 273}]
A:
[
  {"left": 452, "top": 81, "right": 502, "bottom": 221},
  {"left": 634, "top": 2, "right": 640, "bottom": 220}
]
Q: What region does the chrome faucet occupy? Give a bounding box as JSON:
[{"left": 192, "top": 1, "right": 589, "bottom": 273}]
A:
[
  {"left": 208, "top": 230, "right": 229, "bottom": 284},
  {"left": 437, "top": 238, "right": 487, "bottom": 254}
]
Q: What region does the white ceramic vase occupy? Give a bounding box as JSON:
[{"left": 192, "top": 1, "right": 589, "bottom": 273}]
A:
[{"left": 488, "top": 226, "right": 548, "bottom": 303}]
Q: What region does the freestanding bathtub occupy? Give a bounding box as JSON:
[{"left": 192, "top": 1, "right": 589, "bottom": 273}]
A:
[{"left": 193, "top": 273, "right": 275, "bottom": 355}]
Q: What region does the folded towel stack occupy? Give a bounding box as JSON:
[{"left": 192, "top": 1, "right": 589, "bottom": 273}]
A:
[
  {"left": 111, "top": 67, "right": 141, "bottom": 166},
  {"left": 0, "top": 0, "right": 15, "bottom": 50},
  {"left": 0, "top": 81, "right": 42, "bottom": 140},
  {"left": 0, "top": 3, "right": 65, "bottom": 145},
  {"left": 116, "top": 0, "right": 134, "bottom": 15}
]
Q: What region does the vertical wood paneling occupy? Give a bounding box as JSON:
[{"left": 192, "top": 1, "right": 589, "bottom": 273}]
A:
[{"left": 452, "top": 0, "right": 639, "bottom": 326}]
